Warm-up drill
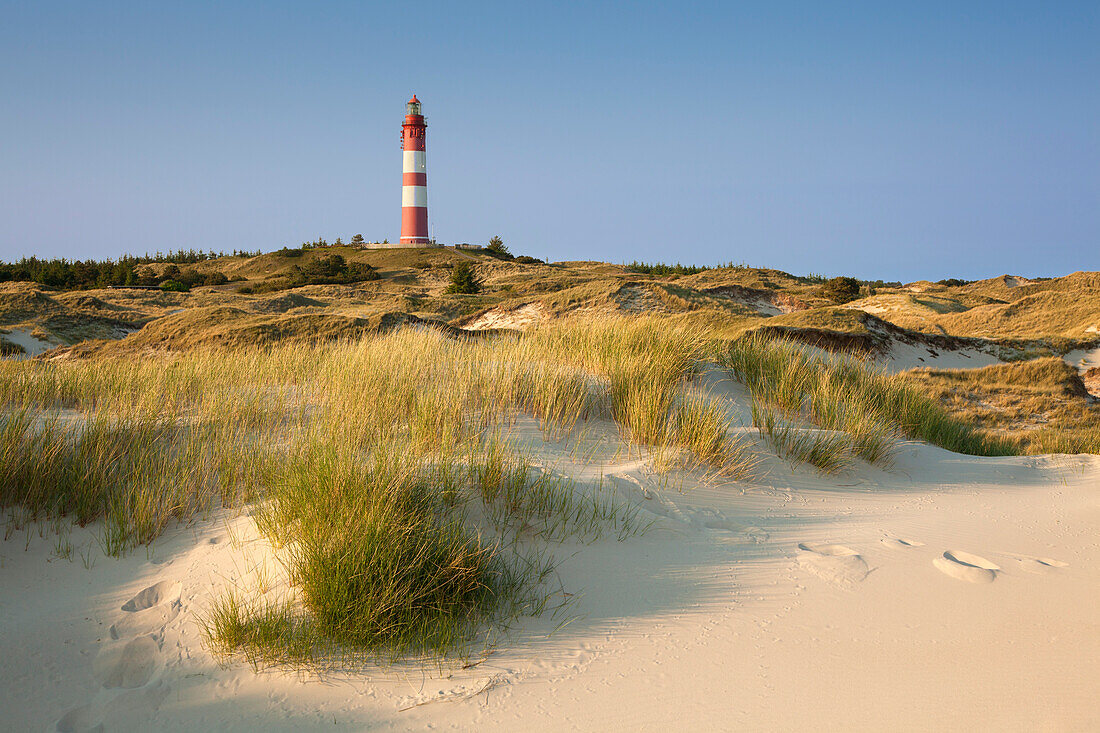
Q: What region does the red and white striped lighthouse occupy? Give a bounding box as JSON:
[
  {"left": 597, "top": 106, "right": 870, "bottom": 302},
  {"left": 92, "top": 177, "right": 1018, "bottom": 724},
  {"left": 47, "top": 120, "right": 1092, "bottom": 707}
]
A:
[{"left": 400, "top": 95, "right": 430, "bottom": 246}]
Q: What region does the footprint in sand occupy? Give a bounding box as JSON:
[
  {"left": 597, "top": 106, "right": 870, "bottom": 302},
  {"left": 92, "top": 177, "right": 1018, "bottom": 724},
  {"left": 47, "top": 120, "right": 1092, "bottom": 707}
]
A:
[
  {"left": 933, "top": 551, "right": 999, "bottom": 584},
  {"left": 111, "top": 580, "right": 182, "bottom": 640},
  {"left": 796, "top": 543, "right": 869, "bottom": 587},
  {"left": 121, "top": 580, "right": 181, "bottom": 612},
  {"left": 880, "top": 537, "right": 924, "bottom": 550},
  {"left": 55, "top": 681, "right": 171, "bottom": 732},
  {"left": 92, "top": 635, "right": 159, "bottom": 689},
  {"left": 57, "top": 581, "right": 176, "bottom": 731},
  {"left": 1004, "top": 554, "right": 1069, "bottom": 575},
  {"left": 54, "top": 704, "right": 102, "bottom": 733}
]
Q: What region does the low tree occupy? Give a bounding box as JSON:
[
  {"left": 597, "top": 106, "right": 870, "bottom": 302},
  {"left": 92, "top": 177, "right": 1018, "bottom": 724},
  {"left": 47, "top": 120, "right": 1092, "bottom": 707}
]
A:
[
  {"left": 350, "top": 234, "right": 365, "bottom": 246},
  {"left": 820, "top": 276, "right": 861, "bottom": 304},
  {"left": 447, "top": 262, "right": 482, "bottom": 294},
  {"left": 485, "top": 235, "right": 511, "bottom": 259}
]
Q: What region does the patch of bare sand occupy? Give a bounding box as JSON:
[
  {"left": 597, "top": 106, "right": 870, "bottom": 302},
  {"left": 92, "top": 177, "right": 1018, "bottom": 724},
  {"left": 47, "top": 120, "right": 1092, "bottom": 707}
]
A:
[
  {"left": 464, "top": 302, "right": 550, "bottom": 331},
  {"left": 702, "top": 285, "right": 808, "bottom": 317},
  {"left": 0, "top": 328, "right": 59, "bottom": 359}
]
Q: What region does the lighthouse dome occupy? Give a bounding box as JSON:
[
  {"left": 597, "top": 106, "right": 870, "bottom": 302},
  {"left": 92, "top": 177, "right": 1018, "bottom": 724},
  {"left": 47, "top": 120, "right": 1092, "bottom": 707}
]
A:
[{"left": 406, "top": 95, "right": 421, "bottom": 115}]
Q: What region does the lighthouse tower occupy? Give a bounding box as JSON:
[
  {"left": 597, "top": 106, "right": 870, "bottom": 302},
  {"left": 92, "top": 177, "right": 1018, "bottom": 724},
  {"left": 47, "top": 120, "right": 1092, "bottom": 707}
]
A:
[{"left": 400, "top": 95, "right": 431, "bottom": 246}]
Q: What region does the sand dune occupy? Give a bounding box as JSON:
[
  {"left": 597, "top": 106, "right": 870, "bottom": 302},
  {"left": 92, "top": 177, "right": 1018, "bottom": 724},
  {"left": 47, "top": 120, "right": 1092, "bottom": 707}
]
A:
[{"left": 3, "top": 407, "right": 1098, "bottom": 731}]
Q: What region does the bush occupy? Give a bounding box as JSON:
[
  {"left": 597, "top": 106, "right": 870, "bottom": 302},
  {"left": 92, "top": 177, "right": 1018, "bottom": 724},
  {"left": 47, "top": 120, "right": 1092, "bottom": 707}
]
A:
[
  {"left": 160, "top": 279, "right": 189, "bottom": 292},
  {"left": 204, "top": 272, "right": 229, "bottom": 286},
  {"left": 302, "top": 254, "right": 347, "bottom": 279},
  {"left": 515, "top": 256, "right": 543, "bottom": 265},
  {"left": 447, "top": 262, "right": 482, "bottom": 294},
  {"left": 177, "top": 268, "right": 206, "bottom": 288},
  {"left": 237, "top": 254, "right": 378, "bottom": 295},
  {"left": 277, "top": 246, "right": 305, "bottom": 258},
  {"left": 819, "top": 276, "right": 860, "bottom": 304}
]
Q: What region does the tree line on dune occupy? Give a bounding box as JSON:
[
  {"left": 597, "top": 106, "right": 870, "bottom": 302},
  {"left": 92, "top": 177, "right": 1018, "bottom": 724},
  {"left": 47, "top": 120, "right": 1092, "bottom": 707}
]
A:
[{"left": 0, "top": 250, "right": 258, "bottom": 291}]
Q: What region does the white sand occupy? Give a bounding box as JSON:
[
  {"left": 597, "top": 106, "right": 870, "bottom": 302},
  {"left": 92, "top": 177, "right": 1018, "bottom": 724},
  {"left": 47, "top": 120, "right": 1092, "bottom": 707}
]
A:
[
  {"left": 465, "top": 302, "right": 550, "bottom": 331},
  {"left": 1063, "top": 346, "right": 1100, "bottom": 373},
  {"left": 3, "top": 392, "right": 1099, "bottom": 731},
  {"left": 880, "top": 340, "right": 1003, "bottom": 373},
  {"left": 1, "top": 328, "right": 57, "bottom": 359}
]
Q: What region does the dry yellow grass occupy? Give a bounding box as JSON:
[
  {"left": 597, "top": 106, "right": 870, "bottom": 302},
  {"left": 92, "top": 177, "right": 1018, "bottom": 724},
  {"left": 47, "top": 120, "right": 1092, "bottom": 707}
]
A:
[{"left": 900, "top": 358, "right": 1100, "bottom": 454}]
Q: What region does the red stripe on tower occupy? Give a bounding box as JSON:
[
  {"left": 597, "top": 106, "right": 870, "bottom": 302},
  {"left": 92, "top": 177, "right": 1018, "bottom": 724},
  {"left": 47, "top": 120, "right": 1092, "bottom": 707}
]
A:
[{"left": 400, "top": 95, "right": 430, "bottom": 245}]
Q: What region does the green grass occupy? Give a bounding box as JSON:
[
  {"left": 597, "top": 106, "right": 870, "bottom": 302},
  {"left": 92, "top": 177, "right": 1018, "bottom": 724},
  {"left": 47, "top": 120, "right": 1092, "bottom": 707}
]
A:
[
  {"left": 266, "top": 444, "right": 501, "bottom": 657},
  {"left": 750, "top": 401, "right": 853, "bottom": 473}
]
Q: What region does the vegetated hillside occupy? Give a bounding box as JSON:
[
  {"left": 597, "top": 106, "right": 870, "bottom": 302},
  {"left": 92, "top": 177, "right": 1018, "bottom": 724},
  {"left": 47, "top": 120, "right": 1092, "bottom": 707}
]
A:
[
  {"left": 961, "top": 271, "right": 1100, "bottom": 303},
  {"left": 902, "top": 358, "right": 1099, "bottom": 453},
  {"left": 59, "top": 307, "right": 466, "bottom": 355},
  {"left": 839, "top": 292, "right": 1002, "bottom": 333},
  {"left": 2, "top": 247, "right": 1098, "bottom": 361},
  {"left": 930, "top": 290, "right": 1100, "bottom": 340}
]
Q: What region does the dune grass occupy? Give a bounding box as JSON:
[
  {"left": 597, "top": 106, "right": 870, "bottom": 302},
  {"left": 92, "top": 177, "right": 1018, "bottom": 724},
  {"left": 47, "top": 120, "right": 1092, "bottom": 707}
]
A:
[
  {"left": 722, "top": 332, "right": 1016, "bottom": 467},
  {"left": 0, "top": 317, "right": 740, "bottom": 664},
  {"left": 9, "top": 316, "right": 1083, "bottom": 666},
  {"left": 749, "top": 401, "right": 854, "bottom": 474},
  {"left": 900, "top": 357, "right": 1100, "bottom": 455}
]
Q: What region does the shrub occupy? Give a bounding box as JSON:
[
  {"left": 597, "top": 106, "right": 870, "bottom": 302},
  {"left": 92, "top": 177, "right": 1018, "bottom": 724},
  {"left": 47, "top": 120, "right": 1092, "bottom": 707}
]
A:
[
  {"left": 447, "top": 262, "right": 482, "bottom": 294},
  {"left": 204, "top": 271, "right": 229, "bottom": 286},
  {"left": 277, "top": 246, "right": 305, "bottom": 258},
  {"left": 160, "top": 279, "right": 189, "bottom": 292},
  {"left": 515, "top": 256, "right": 543, "bottom": 265},
  {"left": 302, "top": 254, "right": 346, "bottom": 278},
  {"left": 240, "top": 254, "right": 380, "bottom": 294},
  {"left": 820, "top": 276, "right": 860, "bottom": 304}
]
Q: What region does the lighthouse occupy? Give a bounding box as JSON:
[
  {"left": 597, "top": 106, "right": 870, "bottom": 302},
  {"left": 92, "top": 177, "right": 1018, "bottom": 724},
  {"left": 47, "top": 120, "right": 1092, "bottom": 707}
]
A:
[{"left": 400, "top": 95, "right": 432, "bottom": 246}]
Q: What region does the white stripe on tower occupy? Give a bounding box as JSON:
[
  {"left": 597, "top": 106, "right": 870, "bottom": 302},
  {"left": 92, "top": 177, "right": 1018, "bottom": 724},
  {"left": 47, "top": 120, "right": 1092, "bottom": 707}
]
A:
[
  {"left": 403, "top": 151, "right": 426, "bottom": 172},
  {"left": 402, "top": 186, "right": 427, "bottom": 207}
]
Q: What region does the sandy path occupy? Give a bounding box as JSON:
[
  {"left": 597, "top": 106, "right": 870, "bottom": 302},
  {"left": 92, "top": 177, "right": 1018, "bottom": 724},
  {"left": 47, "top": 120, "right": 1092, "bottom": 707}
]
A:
[{"left": 2, "top": 419, "right": 1098, "bottom": 731}]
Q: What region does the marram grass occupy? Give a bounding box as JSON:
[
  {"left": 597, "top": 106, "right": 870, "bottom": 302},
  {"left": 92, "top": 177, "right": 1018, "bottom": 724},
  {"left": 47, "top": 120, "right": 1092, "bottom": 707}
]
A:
[
  {"left": 7, "top": 315, "right": 1079, "bottom": 667},
  {"left": 723, "top": 332, "right": 1016, "bottom": 462}
]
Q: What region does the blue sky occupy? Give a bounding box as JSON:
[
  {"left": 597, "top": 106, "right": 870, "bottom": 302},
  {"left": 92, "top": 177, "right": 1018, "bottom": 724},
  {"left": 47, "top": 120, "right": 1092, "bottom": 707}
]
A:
[{"left": 1, "top": 1, "right": 1096, "bottom": 281}]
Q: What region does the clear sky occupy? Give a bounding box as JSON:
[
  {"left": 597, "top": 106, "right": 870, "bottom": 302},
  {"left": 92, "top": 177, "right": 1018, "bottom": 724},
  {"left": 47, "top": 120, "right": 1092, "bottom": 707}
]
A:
[{"left": 1, "top": 1, "right": 1097, "bottom": 281}]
